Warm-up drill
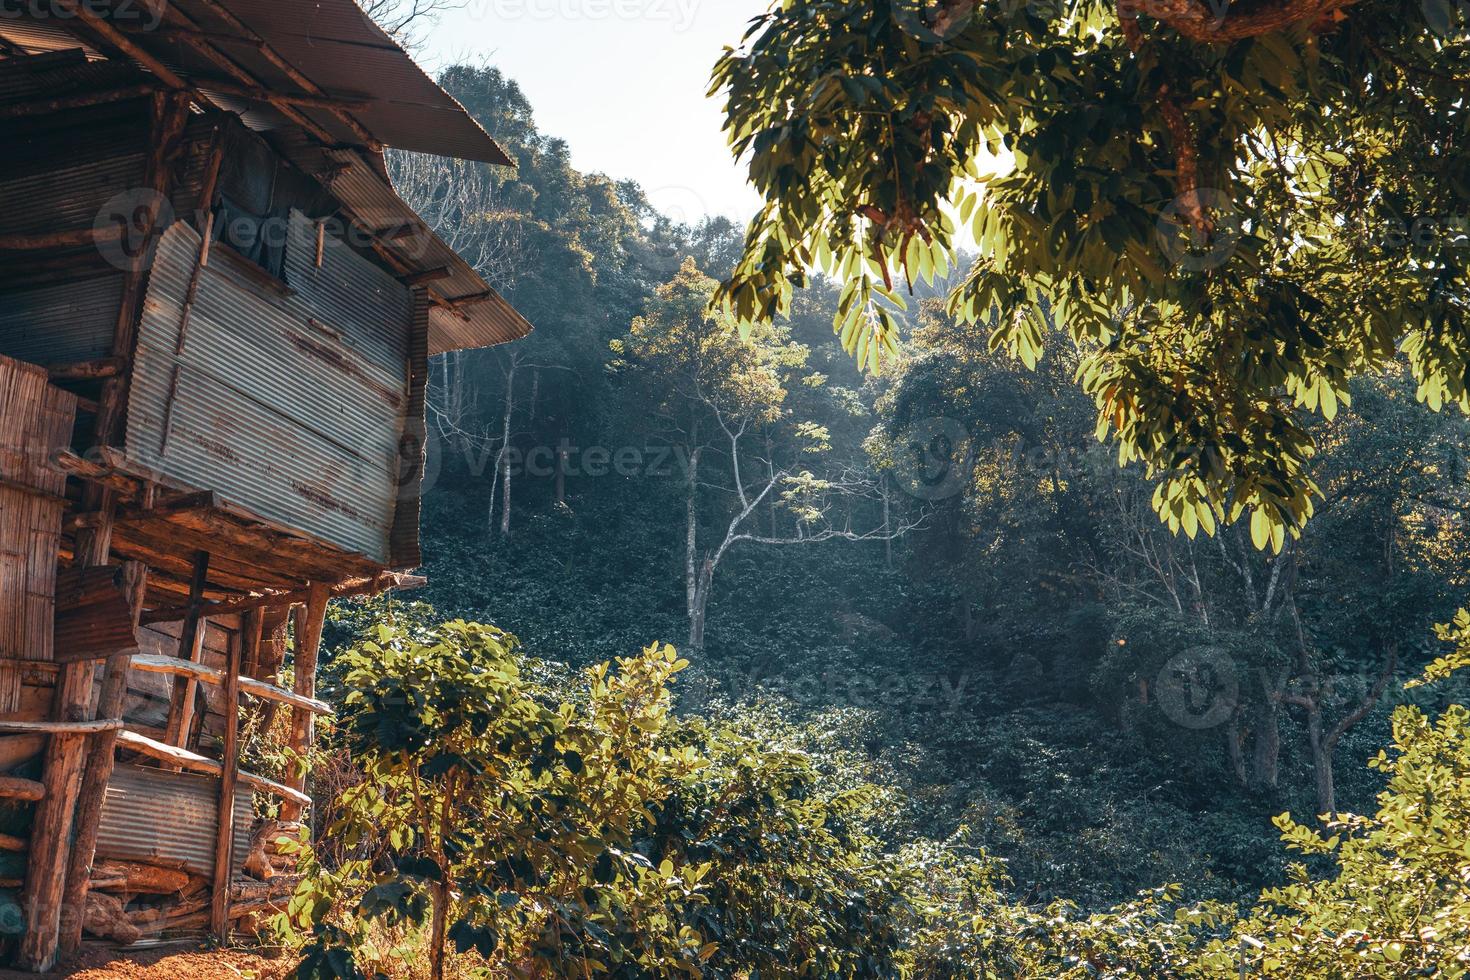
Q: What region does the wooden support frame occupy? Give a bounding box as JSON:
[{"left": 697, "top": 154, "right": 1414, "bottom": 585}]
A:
[
  {"left": 210, "top": 608, "right": 254, "bottom": 936},
  {"left": 129, "top": 654, "right": 334, "bottom": 715},
  {"left": 114, "top": 731, "right": 310, "bottom": 806},
  {"left": 59, "top": 563, "right": 148, "bottom": 955},
  {"left": 280, "top": 583, "right": 330, "bottom": 822},
  {"left": 163, "top": 552, "right": 212, "bottom": 766}
]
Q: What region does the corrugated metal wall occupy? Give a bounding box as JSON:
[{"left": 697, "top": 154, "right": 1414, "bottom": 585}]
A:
[
  {"left": 125, "top": 220, "right": 411, "bottom": 563},
  {"left": 96, "top": 765, "right": 254, "bottom": 878},
  {"left": 0, "top": 274, "right": 124, "bottom": 366}
]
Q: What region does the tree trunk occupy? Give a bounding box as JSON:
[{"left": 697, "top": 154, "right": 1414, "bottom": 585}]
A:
[
  {"left": 498, "top": 362, "right": 516, "bottom": 538},
  {"left": 685, "top": 443, "right": 701, "bottom": 621},
  {"left": 428, "top": 877, "right": 450, "bottom": 980},
  {"left": 688, "top": 566, "right": 711, "bottom": 652},
  {"left": 1249, "top": 698, "right": 1280, "bottom": 791}
]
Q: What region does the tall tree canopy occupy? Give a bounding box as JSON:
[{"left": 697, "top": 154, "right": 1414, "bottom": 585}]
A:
[{"left": 712, "top": 0, "right": 1470, "bottom": 549}]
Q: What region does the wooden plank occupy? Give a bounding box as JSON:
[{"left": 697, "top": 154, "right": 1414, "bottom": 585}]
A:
[
  {"left": 114, "top": 731, "right": 310, "bottom": 806},
  {"left": 210, "top": 610, "right": 251, "bottom": 937},
  {"left": 129, "top": 654, "right": 333, "bottom": 715}
]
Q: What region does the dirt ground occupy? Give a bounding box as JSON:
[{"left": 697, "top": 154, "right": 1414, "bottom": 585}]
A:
[{"left": 0, "top": 943, "right": 291, "bottom": 979}]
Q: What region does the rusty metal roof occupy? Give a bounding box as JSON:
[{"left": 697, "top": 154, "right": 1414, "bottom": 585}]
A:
[{"left": 0, "top": 1, "right": 534, "bottom": 353}]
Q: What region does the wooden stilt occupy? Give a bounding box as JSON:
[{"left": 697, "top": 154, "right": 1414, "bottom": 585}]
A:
[
  {"left": 58, "top": 562, "right": 148, "bottom": 955},
  {"left": 18, "top": 521, "right": 113, "bottom": 971},
  {"left": 279, "top": 583, "right": 329, "bottom": 822},
  {"left": 163, "top": 552, "right": 211, "bottom": 766},
  {"left": 210, "top": 610, "right": 256, "bottom": 938}
]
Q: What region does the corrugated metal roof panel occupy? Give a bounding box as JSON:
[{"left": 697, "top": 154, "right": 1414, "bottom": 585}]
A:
[
  {"left": 97, "top": 764, "right": 254, "bottom": 879},
  {"left": 282, "top": 210, "right": 410, "bottom": 374},
  {"left": 125, "top": 220, "right": 403, "bottom": 562},
  {"left": 0, "top": 274, "right": 124, "bottom": 365}
]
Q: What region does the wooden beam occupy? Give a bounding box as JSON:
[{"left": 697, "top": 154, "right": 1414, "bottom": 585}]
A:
[
  {"left": 185, "top": 0, "right": 383, "bottom": 152},
  {"left": 141, "top": 572, "right": 426, "bottom": 625},
  {"left": 401, "top": 267, "right": 451, "bottom": 286},
  {"left": 130, "top": 654, "right": 334, "bottom": 716},
  {"left": 0, "top": 833, "right": 27, "bottom": 854},
  {"left": 53, "top": 0, "right": 190, "bottom": 89},
  {"left": 114, "top": 731, "right": 311, "bottom": 806},
  {"left": 163, "top": 552, "right": 211, "bottom": 765},
  {"left": 210, "top": 611, "right": 251, "bottom": 936},
  {"left": 0, "top": 227, "right": 126, "bottom": 252},
  {"left": 46, "top": 357, "right": 126, "bottom": 382},
  {"left": 59, "top": 562, "right": 147, "bottom": 956},
  {"left": 280, "top": 583, "right": 330, "bottom": 822},
  {"left": 0, "top": 777, "right": 45, "bottom": 803},
  {"left": 0, "top": 721, "right": 122, "bottom": 735},
  {"left": 0, "top": 84, "right": 160, "bottom": 122},
  {"left": 198, "top": 79, "right": 372, "bottom": 112}
]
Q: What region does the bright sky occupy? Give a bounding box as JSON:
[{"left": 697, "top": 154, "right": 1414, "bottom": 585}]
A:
[{"left": 417, "top": 0, "right": 772, "bottom": 223}]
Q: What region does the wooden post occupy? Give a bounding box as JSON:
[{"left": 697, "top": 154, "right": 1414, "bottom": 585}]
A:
[
  {"left": 18, "top": 512, "right": 115, "bottom": 970},
  {"left": 210, "top": 609, "right": 256, "bottom": 938},
  {"left": 58, "top": 563, "right": 148, "bottom": 954},
  {"left": 280, "top": 583, "right": 329, "bottom": 822},
  {"left": 163, "top": 551, "right": 211, "bottom": 765},
  {"left": 18, "top": 90, "right": 193, "bottom": 973}
]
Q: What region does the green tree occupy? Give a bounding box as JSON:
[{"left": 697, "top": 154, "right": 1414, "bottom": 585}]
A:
[
  {"left": 711, "top": 0, "right": 1470, "bottom": 548},
  {"left": 613, "top": 260, "right": 907, "bottom": 650}
]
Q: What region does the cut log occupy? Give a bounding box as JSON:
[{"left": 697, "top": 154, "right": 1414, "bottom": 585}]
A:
[
  {"left": 0, "top": 720, "right": 122, "bottom": 734},
  {"left": 0, "top": 833, "right": 27, "bottom": 853},
  {"left": 114, "top": 730, "right": 311, "bottom": 806},
  {"left": 0, "top": 776, "right": 45, "bottom": 802},
  {"left": 82, "top": 891, "right": 142, "bottom": 945},
  {"left": 129, "top": 654, "right": 334, "bottom": 715},
  {"left": 90, "top": 860, "right": 191, "bottom": 895}
]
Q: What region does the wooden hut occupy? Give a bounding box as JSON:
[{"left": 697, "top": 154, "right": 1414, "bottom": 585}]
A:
[{"left": 0, "top": 1, "right": 531, "bottom": 969}]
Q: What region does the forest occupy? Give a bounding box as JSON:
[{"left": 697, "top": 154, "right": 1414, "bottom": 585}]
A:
[{"left": 266, "top": 0, "right": 1470, "bottom": 976}]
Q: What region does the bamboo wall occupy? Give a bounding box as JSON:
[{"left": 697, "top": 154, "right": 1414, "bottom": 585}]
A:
[{"left": 0, "top": 356, "right": 75, "bottom": 731}]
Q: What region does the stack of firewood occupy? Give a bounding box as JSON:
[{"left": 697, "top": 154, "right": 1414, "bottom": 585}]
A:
[{"left": 82, "top": 820, "right": 307, "bottom": 943}]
